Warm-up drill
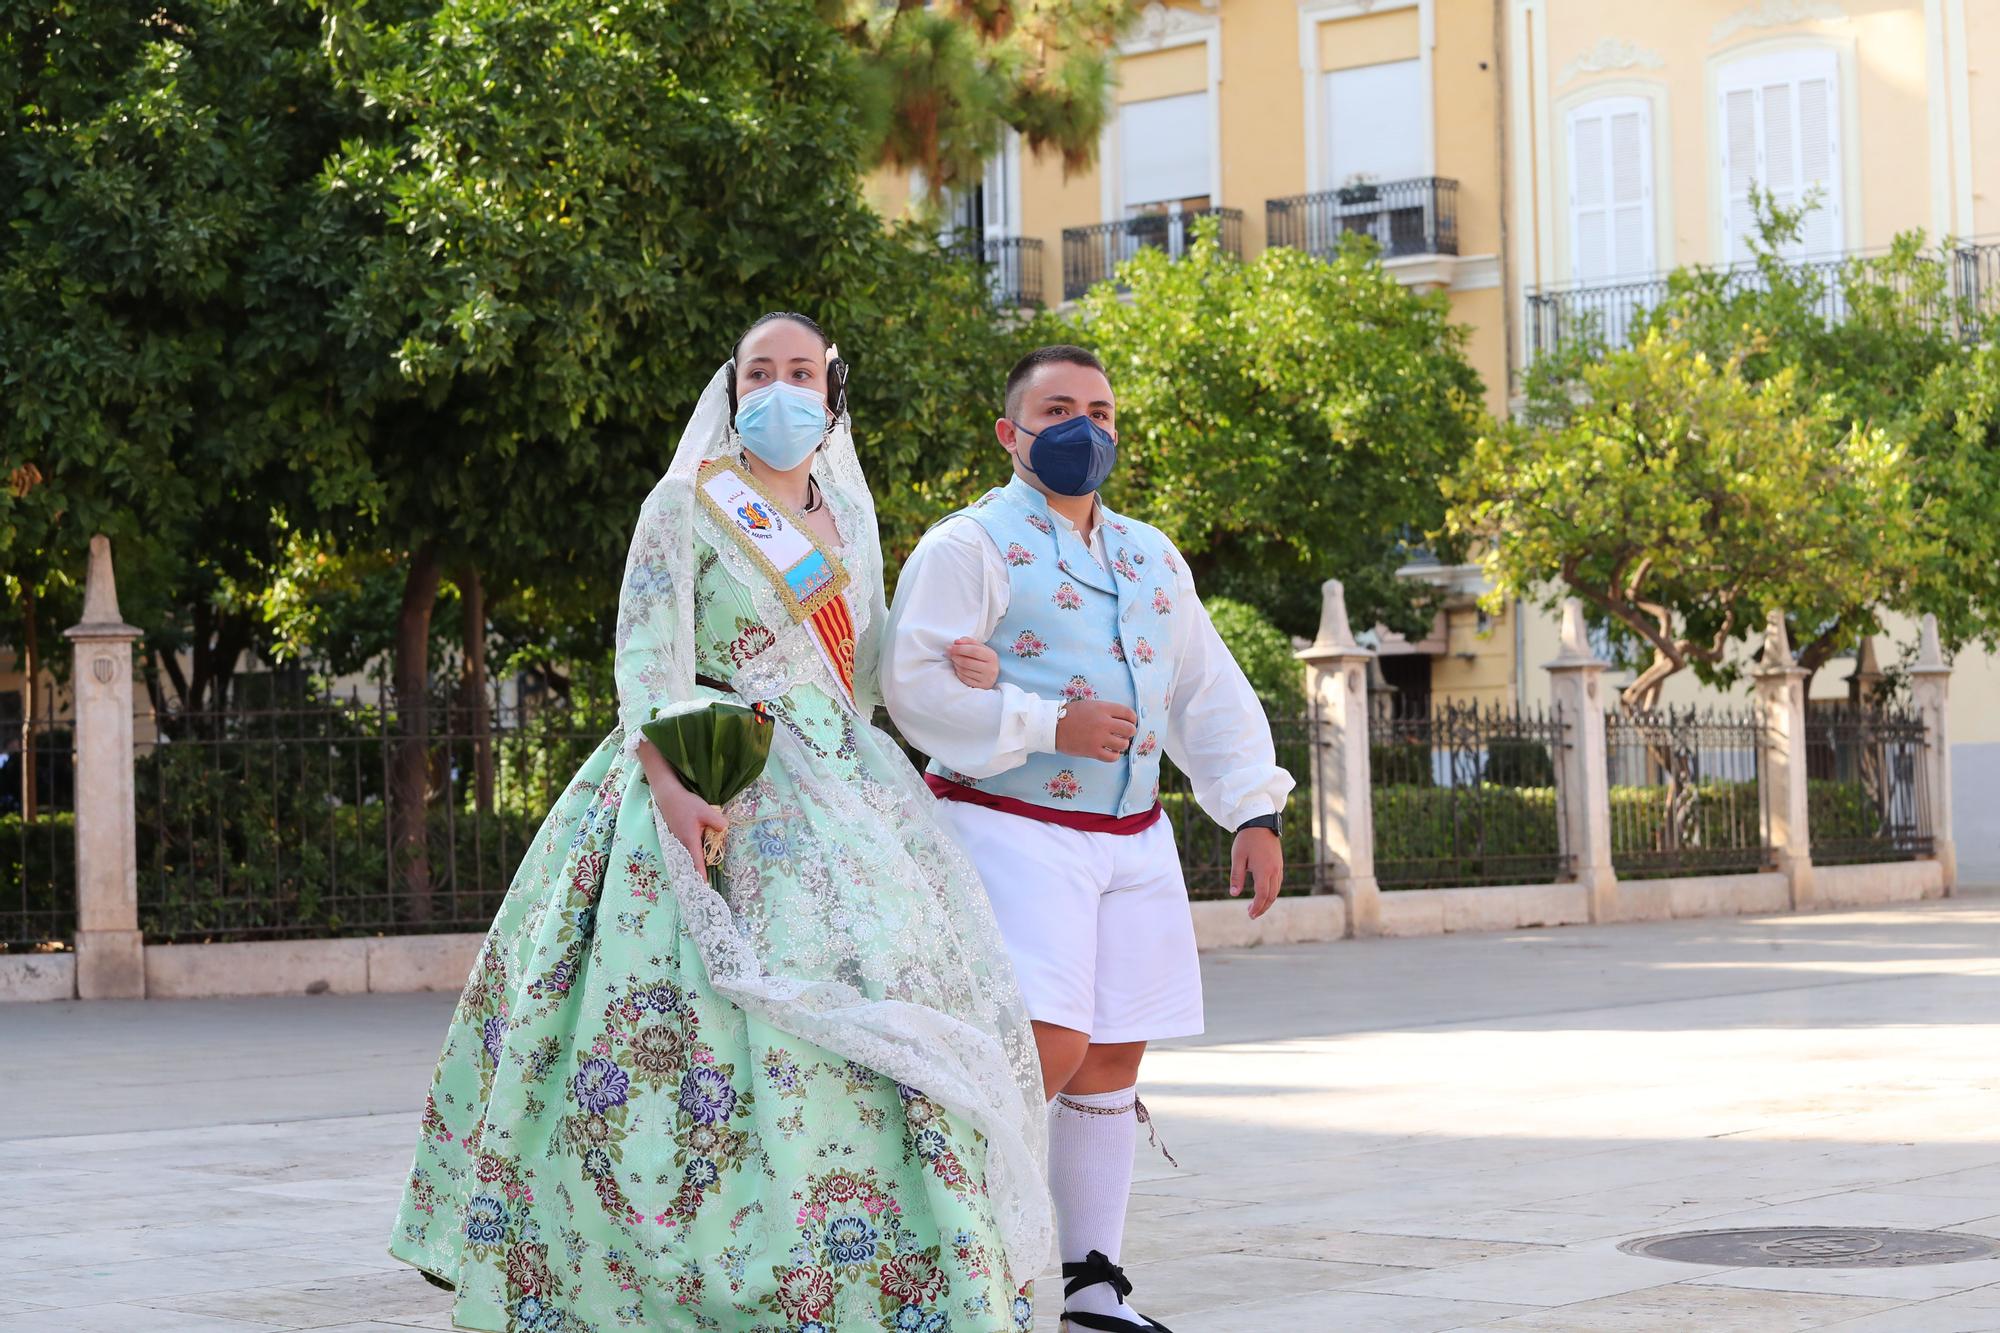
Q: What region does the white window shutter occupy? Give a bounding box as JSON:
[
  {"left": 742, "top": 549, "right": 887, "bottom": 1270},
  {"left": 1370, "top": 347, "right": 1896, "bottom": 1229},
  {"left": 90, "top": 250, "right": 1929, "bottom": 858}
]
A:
[
  {"left": 1567, "top": 96, "right": 1653, "bottom": 282},
  {"left": 1795, "top": 73, "right": 1839, "bottom": 256},
  {"left": 1718, "top": 50, "right": 1842, "bottom": 262},
  {"left": 1723, "top": 87, "right": 1760, "bottom": 263}
]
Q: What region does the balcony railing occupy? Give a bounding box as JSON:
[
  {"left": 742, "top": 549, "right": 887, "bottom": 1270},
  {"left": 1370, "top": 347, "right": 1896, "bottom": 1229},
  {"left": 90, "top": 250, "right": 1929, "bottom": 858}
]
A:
[
  {"left": 946, "top": 233, "right": 1046, "bottom": 309},
  {"left": 1266, "top": 177, "right": 1459, "bottom": 262},
  {"left": 981, "top": 236, "right": 1044, "bottom": 309},
  {"left": 1061, "top": 207, "right": 1244, "bottom": 302},
  {"left": 1525, "top": 241, "right": 2000, "bottom": 359}
]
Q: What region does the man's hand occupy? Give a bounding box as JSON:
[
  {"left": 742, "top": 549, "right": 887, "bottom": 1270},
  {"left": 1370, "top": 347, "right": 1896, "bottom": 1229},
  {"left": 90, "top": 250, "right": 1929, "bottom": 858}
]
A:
[
  {"left": 1055, "top": 700, "right": 1138, "bottom": 763},
  {"left": 1230, "top": 826, "right": 1284, "bottom": 919}
]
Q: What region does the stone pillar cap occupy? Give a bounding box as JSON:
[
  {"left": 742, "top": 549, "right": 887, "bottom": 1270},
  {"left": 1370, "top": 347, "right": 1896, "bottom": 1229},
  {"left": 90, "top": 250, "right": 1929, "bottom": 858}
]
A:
[
  {"left": 64, "top": 535, "right": 140, "bottom": 641},
  {"left": 1752, "top": 608, "right": 1806, "bottom": 678},
  {"left": 1296, "top": 577, "right": 1374, "bottom": 662},
  {"left": 1543, "top": 597, "right": 1609, "bottom": 670},
  {"left": 1912, "top": 612, "right": 1951, "bottom": 676}
]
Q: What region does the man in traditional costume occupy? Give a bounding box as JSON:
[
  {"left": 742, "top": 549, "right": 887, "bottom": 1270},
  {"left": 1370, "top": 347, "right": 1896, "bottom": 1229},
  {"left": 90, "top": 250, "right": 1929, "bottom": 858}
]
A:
[{"left": 885, "top": 345, "right": 1292, "bottom": 1332}]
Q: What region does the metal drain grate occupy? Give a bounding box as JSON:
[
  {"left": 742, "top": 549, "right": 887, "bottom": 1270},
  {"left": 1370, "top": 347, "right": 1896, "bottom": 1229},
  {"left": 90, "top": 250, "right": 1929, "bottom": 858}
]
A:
[{"left": 1621, "top": 1227, "right": 2000, "bottom": 1270}]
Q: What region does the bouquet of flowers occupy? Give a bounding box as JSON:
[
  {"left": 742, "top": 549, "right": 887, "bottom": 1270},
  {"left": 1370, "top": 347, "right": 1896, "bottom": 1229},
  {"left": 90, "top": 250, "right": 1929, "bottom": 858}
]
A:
[{"left": 642, "top": 699, "right": 774, "bottom": 888}]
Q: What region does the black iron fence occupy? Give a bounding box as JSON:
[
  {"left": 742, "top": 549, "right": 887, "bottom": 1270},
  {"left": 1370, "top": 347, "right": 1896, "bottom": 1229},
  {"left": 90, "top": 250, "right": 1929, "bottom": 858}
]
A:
[
  {"left": 1164, "top": 706, "right": 1323, "bottom": 900},
  {"left": 133, "top": 692, "right": 614, "bottom": 943},
  {"left": 1062, "top": 207, "right": 1244, "bottom": 301},
  {"left": 1606, "top": 707, "right": 1769, "bottom": 879},
  {"left": 1525, "top": 240, "right": 2000, "bottom": 359},
  {"left": 1806, "top": 706, "right": 1934, "bottom": 864},
  {"left": 1, "top": 717, "right": 78, "bottom": 951},
  {"left": 1370, "top": 699, "right": 1570, "bottom": 889},
  {"left": 1266, "top": 176, "right": 1459, "bottom": 262}
]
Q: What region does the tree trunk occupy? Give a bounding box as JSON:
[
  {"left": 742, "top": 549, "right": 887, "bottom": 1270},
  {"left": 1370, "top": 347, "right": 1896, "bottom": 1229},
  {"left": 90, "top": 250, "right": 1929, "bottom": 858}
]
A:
[
  {"left": 391, "top": 544, "right": 442, "bottom": 923},
  {"left": 19, "top": 589, "right": 36, "bottom": 823},
  {"left": 460, "top": 565, "right": 494, "bottom": 815}
]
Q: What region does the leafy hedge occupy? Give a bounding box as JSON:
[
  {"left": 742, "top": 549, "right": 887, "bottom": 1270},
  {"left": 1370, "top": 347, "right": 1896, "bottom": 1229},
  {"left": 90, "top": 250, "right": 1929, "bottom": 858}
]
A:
[
  {"left": 1372, "top": 784, "right": 1562, "bottom": 888},
  {"left": 0, "top": 813, "right": 76, "bottom": 947}
]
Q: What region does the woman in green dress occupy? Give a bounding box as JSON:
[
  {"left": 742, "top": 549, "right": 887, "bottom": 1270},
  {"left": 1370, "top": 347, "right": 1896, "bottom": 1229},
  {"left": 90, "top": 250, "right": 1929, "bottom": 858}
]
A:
[{"left": 389, "top": 313, "right": 1052, "bottom": 1333}]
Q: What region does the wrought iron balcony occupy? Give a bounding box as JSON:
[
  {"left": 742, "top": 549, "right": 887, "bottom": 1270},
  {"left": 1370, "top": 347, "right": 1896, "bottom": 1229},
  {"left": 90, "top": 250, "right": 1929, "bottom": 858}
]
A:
[
  {"left": 1266, "top": 177, "right": 1458, "bottom": 262},
  {"left": 946, "top": 232, "right": 1046, "bottom": 309},
  {"left": 980, "top": 236, "right": 1045, "bottom": 309},
  {"left": 1061, "top": 207, "right": 1245, "bottom": 302},
  {"left": 1525, "top": 240, "right": 2000, "bottom": 359}
]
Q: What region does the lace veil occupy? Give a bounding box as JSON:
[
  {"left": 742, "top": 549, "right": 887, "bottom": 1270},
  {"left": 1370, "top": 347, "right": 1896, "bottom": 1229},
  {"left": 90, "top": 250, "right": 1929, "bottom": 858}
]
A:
[{"left": 612, "top": 364, "right": 1054, "bottom": 1279}]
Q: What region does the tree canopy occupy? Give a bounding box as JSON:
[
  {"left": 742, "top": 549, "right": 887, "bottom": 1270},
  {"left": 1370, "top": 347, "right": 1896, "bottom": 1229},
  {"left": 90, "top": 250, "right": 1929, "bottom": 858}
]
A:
[{"left": 1054, "top": 227, "right": 1488, "bottom": 639}]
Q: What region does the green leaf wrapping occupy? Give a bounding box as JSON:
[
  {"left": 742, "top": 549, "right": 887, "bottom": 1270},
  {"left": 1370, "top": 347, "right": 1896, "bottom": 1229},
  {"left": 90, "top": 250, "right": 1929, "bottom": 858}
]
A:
[{"left": 641, "top": 701, "right": 774, "bottom": 809}]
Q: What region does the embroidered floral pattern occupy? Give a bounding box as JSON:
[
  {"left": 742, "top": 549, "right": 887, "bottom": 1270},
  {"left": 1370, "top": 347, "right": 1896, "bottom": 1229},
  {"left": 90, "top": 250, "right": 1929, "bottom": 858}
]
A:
[
  {"left": 1045, "top": 770, "right": 1082, "bottom": 800},
  {"left": 390, "top": 538, "right": 1036, "bottom": 1333},
  {"left": 1009, "top": 630, "right": 1047, "bottom": 659},
  {"left": 1151, "top": 587, "right": 1173, "bottom": 615},
  {"left": 1135, "top": 732, "right": 1158, "bottom": 757},
  {"left": 1061, "top": 675, "right": 1096, "bottom": 702},
  {"left": 1023, "top": 513, "right": 1054, "bottom": 535},
  {"left": 728, "top": 619, "right": 777, "bottom": 666},
  {"left": 1112, "top": 554, "right": 1139, "bottom": 582},
  {"left": 1002, "top": 542, "right": 1036, "bottom": 567},
  {"left": 1133, "top": 638, "right": 1156, "bottom": 665},
  {"left": 1050, "top": 582, "right": 1084, "bottom": 611},
  {"left": 1109, "top": 638, "right": 1125, "bottom": 663}
]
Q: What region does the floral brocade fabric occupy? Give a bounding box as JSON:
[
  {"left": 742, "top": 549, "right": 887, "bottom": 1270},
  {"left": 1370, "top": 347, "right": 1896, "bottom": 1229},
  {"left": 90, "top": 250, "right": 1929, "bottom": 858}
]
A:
[{"left": 389, "top": 542, "right": 1037, "bottom": 1333}]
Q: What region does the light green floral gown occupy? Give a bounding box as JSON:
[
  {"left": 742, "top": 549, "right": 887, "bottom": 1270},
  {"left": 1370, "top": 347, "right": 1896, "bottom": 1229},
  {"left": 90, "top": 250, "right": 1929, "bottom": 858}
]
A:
[{"left": 390, "top": 427, "right": 1048, "bottom": 1333}]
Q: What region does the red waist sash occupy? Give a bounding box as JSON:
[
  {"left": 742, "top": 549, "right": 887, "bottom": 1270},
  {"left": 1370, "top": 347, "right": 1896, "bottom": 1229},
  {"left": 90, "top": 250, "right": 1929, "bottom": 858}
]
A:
[{"left": 925, "top": 774, "right": 1163, "bottom": 836}]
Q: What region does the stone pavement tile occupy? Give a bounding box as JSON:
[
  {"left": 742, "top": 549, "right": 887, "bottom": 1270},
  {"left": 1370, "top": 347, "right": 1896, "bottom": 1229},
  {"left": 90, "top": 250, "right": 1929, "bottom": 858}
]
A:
[
  {"left": 0, "top": 1304, "right": 283, "bottom": 1333},
  {"left": 1445, "top": 1283, "right": 1905, "bottom": 1331},
  {"left": 4, "top": 1250, "right": 389, "bottom": 1311},
  {"left": 1223, "top": 1226, "right": 1556, "bottom": 1270},
  {"left": 1349, "top": 1244, "right": 1728, "bottom": 1307},
  {"left": 1675, "top": 1191, "right": 2000, "bottom": 1233},
  {"left": 1110, "top": 1249, "right": 1415, "bottom": 1316},
  {"left": 1183, "top": 1289, "right": 1535, "bottom": 1332},
  {"left": 1893, "top": 1166, "right": 2000, "bottom": 1202},
  {"left": 1808, "top": 1285, "right": 2000, "bottom": 1332},
  {"left": 0, "top": 1216, "right": 349, "bottom": 1273},
  {"left": 247, "top": 1229, "right": 409, "bottom": 1272},
  {"left": 145, "top": 1269, "right": 450, "bottom": 1329},
  {"left": 1691, "top": 1264, "right": 2000, "bottom": 1303}
]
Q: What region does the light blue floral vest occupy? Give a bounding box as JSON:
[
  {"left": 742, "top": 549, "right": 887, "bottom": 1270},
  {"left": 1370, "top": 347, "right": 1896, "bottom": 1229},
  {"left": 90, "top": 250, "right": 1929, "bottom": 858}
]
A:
[{"left": 926, "top": 477, "right": 1178, "bottom": 819}]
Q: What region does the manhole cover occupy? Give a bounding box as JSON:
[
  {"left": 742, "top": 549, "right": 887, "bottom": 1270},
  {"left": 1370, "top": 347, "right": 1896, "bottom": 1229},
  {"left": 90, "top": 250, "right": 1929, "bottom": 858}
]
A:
[{"left": 1621, "top": 1227, "right": 2000, "bottom": 1270}]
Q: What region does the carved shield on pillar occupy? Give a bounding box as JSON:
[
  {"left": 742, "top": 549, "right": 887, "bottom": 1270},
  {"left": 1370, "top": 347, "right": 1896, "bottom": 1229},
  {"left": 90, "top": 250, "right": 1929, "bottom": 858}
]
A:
[{"left": 93, "top": 654, "right": 117, "bottom": 685}]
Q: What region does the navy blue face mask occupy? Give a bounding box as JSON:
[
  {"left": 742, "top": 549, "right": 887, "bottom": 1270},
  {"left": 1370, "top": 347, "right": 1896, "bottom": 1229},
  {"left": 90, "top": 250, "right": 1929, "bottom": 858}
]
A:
[{"left": 1010, "top": 415, "right": 1117, "bottom": 497}]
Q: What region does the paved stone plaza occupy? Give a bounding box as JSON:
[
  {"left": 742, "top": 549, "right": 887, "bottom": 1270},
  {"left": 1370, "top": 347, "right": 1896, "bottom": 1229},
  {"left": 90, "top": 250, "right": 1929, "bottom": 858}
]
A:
[{"left": 4, "top": 892, "right": 1999, "bottom": 1332}]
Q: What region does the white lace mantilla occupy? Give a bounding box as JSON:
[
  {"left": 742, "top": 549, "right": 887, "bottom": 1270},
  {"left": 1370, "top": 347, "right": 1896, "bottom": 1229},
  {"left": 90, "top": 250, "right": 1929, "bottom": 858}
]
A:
[{"left": 611, "top": 366, "right": 1053, "bottom": 1278}]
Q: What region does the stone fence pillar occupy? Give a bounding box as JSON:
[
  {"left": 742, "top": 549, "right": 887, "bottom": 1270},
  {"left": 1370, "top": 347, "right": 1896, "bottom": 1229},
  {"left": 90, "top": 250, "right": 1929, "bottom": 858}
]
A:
[
  {"left": 1296, "top": 580, "right": 1380, "bottom": 937},
  {"left": 1543, "top": 600, "right": 1617, "bottom": 921},
  {"left": 1910, "top": 614, "right": 1956, "bottom": 893},
  {"left": 65, "top": 536, "right": 145, "bottom": 998},
  {"left": 1753, "top": 612, "right": 1816, "bottom": 910}
]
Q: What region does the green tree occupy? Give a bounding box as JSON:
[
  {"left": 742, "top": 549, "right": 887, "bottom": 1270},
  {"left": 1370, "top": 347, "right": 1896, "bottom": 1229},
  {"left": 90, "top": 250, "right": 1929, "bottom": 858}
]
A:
[
  {"left": 321, "top": 0, "right": 1031, "bottom": 915},
  {"left": 1055, "top": 228, "right": 1487, "bottom": 639},
  {"left": 1531, "top": 196, "right": 2000, "bottom": 682},
  {"left": 825, "top": 0, "right": 1132, "bottom": 199},
  {"left": 0, "top": 0, "right": 379, "bottom": 711},
  {"left": 1445, "top": 333, "right": 1922, "bottom": 709}
]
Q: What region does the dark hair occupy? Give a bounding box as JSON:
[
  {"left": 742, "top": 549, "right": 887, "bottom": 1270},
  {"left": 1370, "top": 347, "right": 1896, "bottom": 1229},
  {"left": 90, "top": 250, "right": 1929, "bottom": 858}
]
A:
[
  {"left": 733, "top": 311, "right": 828, "bottom": 365},
  {"left": 1004, "top": 344, "right": 1108, "bottom": 420},
  {"left": 728, "top": 311, "right": 845, "bottom": 418}
]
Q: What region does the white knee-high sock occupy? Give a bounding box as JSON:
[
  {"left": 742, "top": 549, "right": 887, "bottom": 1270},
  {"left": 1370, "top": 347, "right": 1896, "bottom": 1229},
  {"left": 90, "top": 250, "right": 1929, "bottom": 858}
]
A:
[{"left": 1048, "top": 1086, "right": 1143, "bottom": 1321}]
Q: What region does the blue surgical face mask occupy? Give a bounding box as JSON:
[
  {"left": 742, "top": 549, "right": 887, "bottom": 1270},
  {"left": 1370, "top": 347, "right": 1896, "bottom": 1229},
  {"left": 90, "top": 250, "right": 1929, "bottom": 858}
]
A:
[
  {"left": 735, "top": 381, "right": 829, "bottom": 470},
  {"left": 1011, "top": 415, "right": 1117, "bottom": 497}
]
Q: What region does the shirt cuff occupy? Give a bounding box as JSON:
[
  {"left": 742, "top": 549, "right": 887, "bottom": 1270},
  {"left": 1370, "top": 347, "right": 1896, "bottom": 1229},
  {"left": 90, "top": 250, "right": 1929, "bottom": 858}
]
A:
[{"left": 1027, "top": 695, "right": 1063, "bottom": 756}]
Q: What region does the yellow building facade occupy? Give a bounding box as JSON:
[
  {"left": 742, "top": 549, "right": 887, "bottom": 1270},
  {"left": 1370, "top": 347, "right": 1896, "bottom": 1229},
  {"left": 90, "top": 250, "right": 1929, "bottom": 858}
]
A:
[{"left": 911, "top": 0, "right": 1995, "bottom": 871}]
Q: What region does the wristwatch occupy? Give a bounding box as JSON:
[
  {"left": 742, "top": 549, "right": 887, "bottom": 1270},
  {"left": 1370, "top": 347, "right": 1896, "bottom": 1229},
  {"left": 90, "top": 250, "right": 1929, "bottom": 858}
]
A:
[{"left": 1236, "top": 812, "right": 1282, "bottom": 838}]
